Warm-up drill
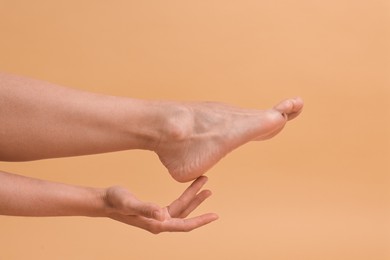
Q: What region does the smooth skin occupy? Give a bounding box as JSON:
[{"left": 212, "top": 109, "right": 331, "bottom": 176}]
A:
[
  {"left": 0, "top": 72, "right": 303, "bottom": 182},
  {"left": 0, "top": 170, "right": 217, "bottom": 233},
  {"left": 0, "top": 72, "right": 303, "bottom": 232}
]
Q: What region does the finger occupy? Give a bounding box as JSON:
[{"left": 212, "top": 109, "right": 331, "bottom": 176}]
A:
[
  {"left": 168, "top": 176, "right": 208, "bottom": 217},
  {"left": 128, "top": 199, "right": 163, "bottom": 220},
  {"left": 110, "top": 212, "right": 218, "bottom": 234},
  {"left": 109, "top": 214, "right": 159, "bottom": 233},
  {"left": 178, "top": 189, "right": 212, "bottom": 218},
  {"left": 159, "top": 213, "right": 219, "bottom": 233}
]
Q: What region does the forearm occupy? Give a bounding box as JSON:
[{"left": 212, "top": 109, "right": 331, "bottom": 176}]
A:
[
  {"left": 0, "top": 72, "right": 165, "bottom": 161},
  {"left": 0, "top": 170, "right": 107, "bottom": 217}
]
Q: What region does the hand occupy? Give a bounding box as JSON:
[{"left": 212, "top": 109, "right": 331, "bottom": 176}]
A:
[{"left": 103, "top": 176, "right": 218, "bottom": 233}]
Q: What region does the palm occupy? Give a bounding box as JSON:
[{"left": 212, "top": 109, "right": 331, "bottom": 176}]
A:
[{"left": 106, "top": 176, "right": 218, "bottom": 233}]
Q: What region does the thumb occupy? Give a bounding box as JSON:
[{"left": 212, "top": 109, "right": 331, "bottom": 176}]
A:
[{"left": 131, "top": 200, "right": 164, "bottom": 221}]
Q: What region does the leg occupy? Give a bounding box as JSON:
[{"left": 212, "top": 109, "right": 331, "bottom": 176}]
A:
[
  {"left": 0, "top": 72, "right": 303, "bottom": 182},
  {"left": 0, "top": 72, "right": 165, "bottom": 159}
]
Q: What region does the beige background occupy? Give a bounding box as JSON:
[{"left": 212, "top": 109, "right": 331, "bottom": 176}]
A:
[{"left": 0, "top": 1, "right": 389, "bottom": 259}]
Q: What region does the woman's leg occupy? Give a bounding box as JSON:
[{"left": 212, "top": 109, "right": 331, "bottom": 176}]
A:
[{"left": 0, "top": 72, "right": 303, "bottom": 182}]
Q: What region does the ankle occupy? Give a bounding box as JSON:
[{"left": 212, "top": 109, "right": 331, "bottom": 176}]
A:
[{"left": 152, "top": 102, "right": 194, "bottom": 151}]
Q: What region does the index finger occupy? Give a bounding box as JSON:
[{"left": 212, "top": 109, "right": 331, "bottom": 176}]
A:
[{"left": 168, "top": 176, "right": 208, "bottom": 217}]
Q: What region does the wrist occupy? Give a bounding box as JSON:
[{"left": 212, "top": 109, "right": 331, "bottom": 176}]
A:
[{"left": 87, "top": 187, "right": 111, "bottom": 218}]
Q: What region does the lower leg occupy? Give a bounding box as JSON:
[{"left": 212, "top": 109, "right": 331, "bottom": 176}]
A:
[
  {"left": 0, "top": 72, "right": 303, "bottom": 182},
  {"left": 0, "top": 72, "right": 167, "bottom": 160}
]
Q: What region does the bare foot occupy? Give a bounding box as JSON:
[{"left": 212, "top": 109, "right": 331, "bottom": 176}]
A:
[{"left": 155, "top": 97, "right": 304, "bottom": 182}]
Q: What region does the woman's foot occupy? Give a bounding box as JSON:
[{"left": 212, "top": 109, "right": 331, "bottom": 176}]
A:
[{"left": 155, "top": 97, "right": 304, "bottom": 182}]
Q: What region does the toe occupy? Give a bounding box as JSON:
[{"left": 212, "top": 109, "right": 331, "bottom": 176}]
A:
[
  {"left": 288, "top": 97, "right": 304, "bottom": 120},
  {"left": 274, "top": 97, "right": 303, "bottom": 120},
  {"left": 291, "top": 97, "right": 304, "bottom": 113},
  {"left": 274, "top": 99, "right": 294, "bottom": 114}
]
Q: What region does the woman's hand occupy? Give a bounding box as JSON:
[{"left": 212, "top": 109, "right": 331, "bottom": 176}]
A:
[{"left": 103, "top": 176, "right": 218, "bottom": 233}]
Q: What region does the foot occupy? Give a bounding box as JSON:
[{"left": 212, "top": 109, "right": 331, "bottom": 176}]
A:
[{"left": 155, "top": 97, "right": 304, "bottom": 182}]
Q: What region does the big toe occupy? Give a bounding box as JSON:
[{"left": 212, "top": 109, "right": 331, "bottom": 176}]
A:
[{"left": 274, "top": 97, "right": 304, "bottom": 120}]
